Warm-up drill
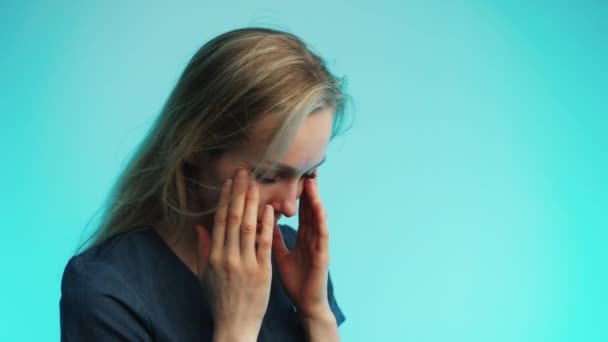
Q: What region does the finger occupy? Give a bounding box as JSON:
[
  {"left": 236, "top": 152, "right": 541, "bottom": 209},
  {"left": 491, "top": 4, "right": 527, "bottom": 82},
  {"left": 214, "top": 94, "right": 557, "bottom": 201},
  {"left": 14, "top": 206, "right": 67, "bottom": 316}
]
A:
[
  {"left": 298, "top": 178, "right": 313, "bottom": 227},
  {"left": 211, "top": 178, "right": 232, "bottom": 250},
  {"left": 240, "top": 178, "right": 259, "bottom": 258},
  {"left": 272, "top": 223, "right": 290, "bottom": 261},
  {"left": 257, "top": 205, "right": 275, "bottom": 264},
  {"left": 225, "top": 169, "right": 248, "bottom": 254},
  {"left": 195, "top": 224, "right": 212, "bottom": 278},
  {"left": 298, "top": 177, "right": 316, "bottom": 242},
  {"left": 306, "top": 173, "right": 323, "bottom": 211},
  {"left": 308, "top": 177, "right": 329, "bottom": 251}
]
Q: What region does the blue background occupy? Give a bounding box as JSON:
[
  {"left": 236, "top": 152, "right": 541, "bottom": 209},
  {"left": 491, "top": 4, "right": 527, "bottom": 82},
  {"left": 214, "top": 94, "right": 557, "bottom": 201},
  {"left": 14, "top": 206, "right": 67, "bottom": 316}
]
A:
[{"left": 2, "top": 1, "right": 607, "bottom": 340}]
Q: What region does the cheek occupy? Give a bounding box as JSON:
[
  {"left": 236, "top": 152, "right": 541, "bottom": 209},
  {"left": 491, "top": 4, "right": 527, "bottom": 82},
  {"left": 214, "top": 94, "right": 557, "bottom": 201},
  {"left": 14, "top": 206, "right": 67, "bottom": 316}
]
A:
[
  {"left": 257, "top": 187, "right": 271, "bottom": 211},
  {"left": 256, "top": 179, "right": 305, "bottom": 210},
  {"left": 199, "top": 183, "right": 221, "bottom": 211},
  {"left": 296, "top": 181, "right": 305, "bottom": 197}
]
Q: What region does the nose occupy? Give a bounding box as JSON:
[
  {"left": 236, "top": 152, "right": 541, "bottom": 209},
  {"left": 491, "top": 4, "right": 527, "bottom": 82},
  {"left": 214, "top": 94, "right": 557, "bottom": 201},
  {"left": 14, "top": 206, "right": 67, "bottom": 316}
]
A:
[{"left": 270, "top": 179, "right": 304, "bottom": 219}]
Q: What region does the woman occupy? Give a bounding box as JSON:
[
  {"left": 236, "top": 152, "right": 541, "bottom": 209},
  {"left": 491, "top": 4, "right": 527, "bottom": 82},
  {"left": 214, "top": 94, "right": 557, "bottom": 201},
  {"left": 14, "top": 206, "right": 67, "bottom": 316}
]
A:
[{"left": 60, "top": 27, "right": 348, "bottom": 341}]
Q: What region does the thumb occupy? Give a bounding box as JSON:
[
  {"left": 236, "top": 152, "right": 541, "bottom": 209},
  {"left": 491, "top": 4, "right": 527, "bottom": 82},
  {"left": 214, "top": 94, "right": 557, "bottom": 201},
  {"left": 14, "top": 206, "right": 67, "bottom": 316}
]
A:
[
  {"left": 272, "top": 224, "right": 289, "bottom": 260},
  {"left": 195, "top": 224, "right": 211, "bottom": 279}
]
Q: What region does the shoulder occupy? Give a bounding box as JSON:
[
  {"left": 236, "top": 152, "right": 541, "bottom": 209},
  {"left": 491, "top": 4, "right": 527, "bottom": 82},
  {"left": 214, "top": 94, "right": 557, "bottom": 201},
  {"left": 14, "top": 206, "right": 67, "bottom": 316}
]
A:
[
  {"left": 62, "top": 229, "right": 160, "bottom": 292},
  {"left": 60, "top": 230, "right": 161, "bottom": 340},
  {"left": 60, "top": 251, "right": 148, "bottom": 317},
  {"left": 60, "top": 257, "right": 153, "bottom": 340},
  {"left": 61, "top": 242, "right": 144, "bottom": 301}
]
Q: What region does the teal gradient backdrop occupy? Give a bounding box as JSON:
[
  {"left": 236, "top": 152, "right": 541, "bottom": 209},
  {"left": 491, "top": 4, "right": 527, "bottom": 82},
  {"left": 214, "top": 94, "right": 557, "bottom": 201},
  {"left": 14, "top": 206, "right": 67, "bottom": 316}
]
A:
[{"left": 2, "top": 1, "right": 606, "bottom": 340}]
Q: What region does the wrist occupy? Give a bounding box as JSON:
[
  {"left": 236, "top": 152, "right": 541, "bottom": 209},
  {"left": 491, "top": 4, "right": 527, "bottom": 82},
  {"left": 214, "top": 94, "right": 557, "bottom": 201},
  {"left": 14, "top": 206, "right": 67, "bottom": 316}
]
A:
[
  {"left": 213, "top": 323, "right": 259, "bottom": 342},
  {"left": 299, "top": 309, "right": 339, "bottom": 342}
]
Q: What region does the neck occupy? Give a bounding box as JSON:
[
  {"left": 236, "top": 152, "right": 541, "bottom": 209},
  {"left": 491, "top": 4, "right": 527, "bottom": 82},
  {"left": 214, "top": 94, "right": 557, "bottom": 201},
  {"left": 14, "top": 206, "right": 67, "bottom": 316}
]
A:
[{"left": 153, "top": 215, "right": 213, "bottom": 276}]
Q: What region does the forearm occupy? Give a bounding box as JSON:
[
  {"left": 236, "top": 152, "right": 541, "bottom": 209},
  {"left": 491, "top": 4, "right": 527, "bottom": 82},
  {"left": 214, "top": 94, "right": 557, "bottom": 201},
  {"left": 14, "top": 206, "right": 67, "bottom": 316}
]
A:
[{"left": 300, "top": 310, "right": 340, "bottom": 342}]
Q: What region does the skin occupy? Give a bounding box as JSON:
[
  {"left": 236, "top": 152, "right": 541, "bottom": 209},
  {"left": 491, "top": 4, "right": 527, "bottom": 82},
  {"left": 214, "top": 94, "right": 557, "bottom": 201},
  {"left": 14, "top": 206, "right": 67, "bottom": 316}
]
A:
[{"left": 156, "top": 107, "right": 339, "bottom": 341}]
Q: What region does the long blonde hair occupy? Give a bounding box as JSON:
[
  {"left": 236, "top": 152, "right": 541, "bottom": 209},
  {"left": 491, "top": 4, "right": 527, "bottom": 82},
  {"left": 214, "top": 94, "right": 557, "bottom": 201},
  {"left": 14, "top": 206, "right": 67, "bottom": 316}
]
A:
[{"left": 82, "top": 27, "right": 349, "bottom": 251}]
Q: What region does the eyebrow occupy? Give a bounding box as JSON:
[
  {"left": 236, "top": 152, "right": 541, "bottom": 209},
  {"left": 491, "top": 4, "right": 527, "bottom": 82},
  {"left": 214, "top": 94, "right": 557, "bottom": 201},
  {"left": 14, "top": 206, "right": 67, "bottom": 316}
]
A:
[{"left": 259, "top": 157, "right": 326, "bottom": 175}]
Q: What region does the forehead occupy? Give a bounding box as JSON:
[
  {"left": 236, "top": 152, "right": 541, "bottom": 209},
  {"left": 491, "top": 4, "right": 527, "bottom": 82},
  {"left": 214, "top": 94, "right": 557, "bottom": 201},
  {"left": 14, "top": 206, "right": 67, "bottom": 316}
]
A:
[{"left": 243, "top": 108, "right": 334, "bottom": 171}]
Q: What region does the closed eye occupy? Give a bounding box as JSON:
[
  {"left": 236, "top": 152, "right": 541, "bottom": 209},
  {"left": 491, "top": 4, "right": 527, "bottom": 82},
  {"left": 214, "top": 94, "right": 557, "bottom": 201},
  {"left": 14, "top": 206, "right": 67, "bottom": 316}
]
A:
[{"left": 258, "top": 171, "right": 315, "bottom": 184}]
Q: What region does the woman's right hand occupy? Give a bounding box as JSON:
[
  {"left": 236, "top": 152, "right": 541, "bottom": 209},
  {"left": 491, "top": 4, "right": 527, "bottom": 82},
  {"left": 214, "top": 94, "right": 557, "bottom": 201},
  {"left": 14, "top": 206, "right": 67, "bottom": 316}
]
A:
[{"left": 195, "top": 169, "right": 275, "bottom": 342}]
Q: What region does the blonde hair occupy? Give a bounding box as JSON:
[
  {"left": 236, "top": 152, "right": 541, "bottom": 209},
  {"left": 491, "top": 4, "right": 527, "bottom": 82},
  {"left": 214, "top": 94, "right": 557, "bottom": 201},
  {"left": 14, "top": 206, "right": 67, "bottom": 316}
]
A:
[{"left": 82, "top": 27, "right": 349, "bottom": 250}]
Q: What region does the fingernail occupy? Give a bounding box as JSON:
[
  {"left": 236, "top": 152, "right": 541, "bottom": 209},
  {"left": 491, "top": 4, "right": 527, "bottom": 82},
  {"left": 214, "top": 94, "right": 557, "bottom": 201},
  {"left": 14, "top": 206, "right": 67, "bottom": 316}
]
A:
[
  {"left": 248, "top": 179, "right": 256, "bottom": 190},
  {"left": 265, "top": 205, "right": 273, "bottom": 218}
]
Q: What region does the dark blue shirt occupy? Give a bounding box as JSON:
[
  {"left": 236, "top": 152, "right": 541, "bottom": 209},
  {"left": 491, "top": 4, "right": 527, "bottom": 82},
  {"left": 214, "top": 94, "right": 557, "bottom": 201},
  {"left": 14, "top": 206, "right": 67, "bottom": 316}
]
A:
[{"left": 60, "top": 225, "right": 345, "bottom": 341}]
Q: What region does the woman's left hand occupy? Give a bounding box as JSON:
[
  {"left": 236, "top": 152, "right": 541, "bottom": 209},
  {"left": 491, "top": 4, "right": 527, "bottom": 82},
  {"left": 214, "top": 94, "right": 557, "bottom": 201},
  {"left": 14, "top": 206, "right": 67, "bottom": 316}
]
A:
[{"left": 272, "top": 169, "right": 334, "bottom": 320}]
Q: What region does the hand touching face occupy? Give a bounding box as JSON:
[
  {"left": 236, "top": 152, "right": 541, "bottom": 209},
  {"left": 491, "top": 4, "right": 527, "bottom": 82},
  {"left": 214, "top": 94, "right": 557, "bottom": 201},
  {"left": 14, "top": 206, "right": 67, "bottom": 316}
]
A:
[
  {"left": 195, "top": 169, "right": 275, "bottom": 339},
  {"left": 197, "top": 108, "right": 333, "bottom": 230},
  {"left": 270, "top": 168, "right": 335, "bottom": 320}
]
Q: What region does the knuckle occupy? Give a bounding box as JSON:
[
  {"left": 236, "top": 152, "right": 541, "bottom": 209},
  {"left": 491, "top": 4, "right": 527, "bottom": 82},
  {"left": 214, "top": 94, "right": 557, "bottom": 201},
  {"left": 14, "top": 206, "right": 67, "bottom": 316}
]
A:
[
  {"left": 241, "top": 222, "right": 256, "bottom": 233},
  {"left": 227, "top": 212, "right": 241, "bottom": 225},
  {"left": 316, "top": 204, "right": 327, "bottom": 220},
  {"left": 214, "top": 215, "right": 226, "bottom": 226},
  {"left": 208, "top": 253, "right": 222, "bottom": 266},
  {"left": 315, "top": 252, "right": 329, "bottom": 266},
  {"left": 257, "top": 238, "right": 272, "bottom": 250},
  {"left": 319, "top": 229, "right": 329, "bottom": 239},
  {"left": 223, "top": 255, "right": 240, "bottom": 271}
]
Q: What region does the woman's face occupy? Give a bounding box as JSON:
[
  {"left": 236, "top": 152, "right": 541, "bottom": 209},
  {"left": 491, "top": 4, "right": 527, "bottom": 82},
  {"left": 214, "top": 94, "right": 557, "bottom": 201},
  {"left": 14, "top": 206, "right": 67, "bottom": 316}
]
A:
[{"left": 198, "top": 107, "right": 334, "bottom": 227}]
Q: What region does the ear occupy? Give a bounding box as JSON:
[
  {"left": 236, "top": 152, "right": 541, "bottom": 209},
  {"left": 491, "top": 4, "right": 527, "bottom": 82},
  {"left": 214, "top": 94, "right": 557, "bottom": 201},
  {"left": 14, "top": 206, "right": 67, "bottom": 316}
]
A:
[
  {"left": 183, "top": 151, "right": 219, "bottom": 178},
  {"left": 182, "top": 152, "right": 202, "bottom": 186},
  {"left": 183, "top": 152, "right": 200, "bottom": 167}
]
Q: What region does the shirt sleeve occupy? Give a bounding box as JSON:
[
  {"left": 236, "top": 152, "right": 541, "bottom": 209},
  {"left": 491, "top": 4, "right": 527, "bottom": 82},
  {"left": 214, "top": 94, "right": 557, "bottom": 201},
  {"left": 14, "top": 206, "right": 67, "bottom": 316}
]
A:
[
  {"left": 60, "top": 258, "right": 153, "bottom": 341},
  {"left": 279, "top": 224, "right": 347, "bottom": 326},
  {"left": 327, "top": 271, "right": 346, "bottom": 326}
]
